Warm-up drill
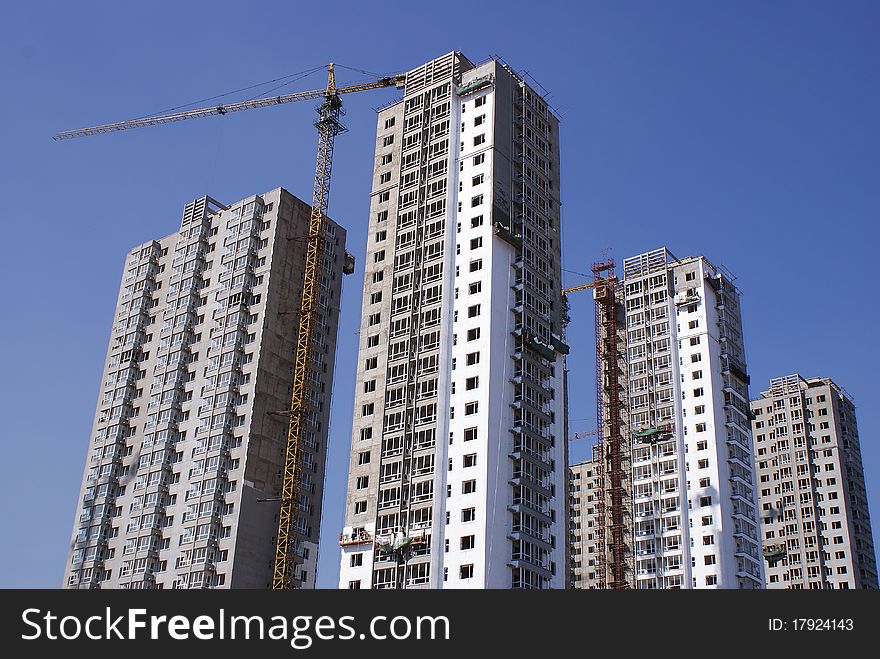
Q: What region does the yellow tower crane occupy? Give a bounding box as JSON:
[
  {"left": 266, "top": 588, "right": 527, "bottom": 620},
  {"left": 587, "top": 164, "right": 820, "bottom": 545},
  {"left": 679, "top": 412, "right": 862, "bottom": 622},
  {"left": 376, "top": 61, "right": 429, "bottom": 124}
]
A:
[{"left": 55, "top": 64, "right": 405, "bottom": 590}]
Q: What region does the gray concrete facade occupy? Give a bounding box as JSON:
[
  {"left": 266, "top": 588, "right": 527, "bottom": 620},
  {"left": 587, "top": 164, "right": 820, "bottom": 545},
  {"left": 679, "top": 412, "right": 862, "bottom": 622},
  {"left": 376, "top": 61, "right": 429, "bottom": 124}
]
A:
[
  {"left": 65, "top": 188, "right": 349, "bottom": 589},
  {"left": 568, "top": 453, "right": 603, "bottom": 588},
  {"left": 752, "top": 375, "right": 878, "bottom": 589}
]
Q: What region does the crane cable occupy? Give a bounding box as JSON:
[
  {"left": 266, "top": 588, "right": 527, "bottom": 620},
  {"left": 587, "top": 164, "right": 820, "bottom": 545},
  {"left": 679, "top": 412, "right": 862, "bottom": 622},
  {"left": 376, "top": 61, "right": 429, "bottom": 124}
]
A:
[{"left": 132, "top": 65, "right": 327, "bottom": 121}]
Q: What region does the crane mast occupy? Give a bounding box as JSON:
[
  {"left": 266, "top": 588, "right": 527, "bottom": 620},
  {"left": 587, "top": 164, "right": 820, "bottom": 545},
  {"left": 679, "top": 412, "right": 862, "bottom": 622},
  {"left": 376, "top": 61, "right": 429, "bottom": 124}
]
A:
[{"left": 273, "top": 65, "right": 344, "bottom": 590}]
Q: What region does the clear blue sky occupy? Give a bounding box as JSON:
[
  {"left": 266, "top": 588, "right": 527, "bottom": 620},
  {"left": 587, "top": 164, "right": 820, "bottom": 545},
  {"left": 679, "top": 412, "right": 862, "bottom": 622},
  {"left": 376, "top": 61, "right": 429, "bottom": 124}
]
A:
[{"left": 1, "top": 0, "right": 877, "bottom": 588}]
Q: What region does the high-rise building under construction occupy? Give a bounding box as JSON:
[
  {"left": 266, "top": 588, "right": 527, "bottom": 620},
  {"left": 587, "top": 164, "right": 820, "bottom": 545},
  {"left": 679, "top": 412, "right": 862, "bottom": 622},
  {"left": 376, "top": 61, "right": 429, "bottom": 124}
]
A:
[
  {"left": 337, "top": 52, "right": 568, "bottom": 589},
  {"left": 752, "top": 374, "right": 877, "bottom": 589},
  {"left": 570, "top": 248, "right": 765, "bottom": 589},
  {"left": 65, "top": 188, "right": 351, "bottom": 589}
]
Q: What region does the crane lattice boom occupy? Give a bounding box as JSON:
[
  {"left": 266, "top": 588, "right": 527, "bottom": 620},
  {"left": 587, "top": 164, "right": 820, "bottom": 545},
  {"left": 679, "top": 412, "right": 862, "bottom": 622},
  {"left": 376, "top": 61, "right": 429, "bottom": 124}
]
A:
[{"left": 53, "top": 75, "right": 404, "bottom": 140}]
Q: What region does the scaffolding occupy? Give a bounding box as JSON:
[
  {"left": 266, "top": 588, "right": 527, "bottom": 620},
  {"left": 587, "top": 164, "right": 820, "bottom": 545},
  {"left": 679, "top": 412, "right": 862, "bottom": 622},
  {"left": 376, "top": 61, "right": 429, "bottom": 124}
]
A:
[{"left": 592, "top": 259, "right": 631, "bottom": 589}]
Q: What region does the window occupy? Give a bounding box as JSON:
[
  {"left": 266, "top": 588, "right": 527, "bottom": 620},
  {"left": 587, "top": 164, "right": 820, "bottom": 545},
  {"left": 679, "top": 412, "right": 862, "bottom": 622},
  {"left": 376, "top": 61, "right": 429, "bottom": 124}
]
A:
[
  {"left": 384, "top": 117, "right": 395, "bottom": 129},
  {"left": 695, "top": 422, "right": 707, "bottom": 432},
  {"left": 471, "top": 215, "right": 483, "bottom": 228},
  {"left": 464, "top": 427, "right": 478, "bottom": 442},
  {"left": 688, "top": 320, "right": 699, "bottom": 329},
  {"left": 472, "top": 174, "right": 484, "bottom": 186},
  {"left": 470, "top": 237, "right": 483, "bottom": 250},
  {"left": 466, "top": 376, "right": 479, "bottom": 391},
  {"left": 699, "top": 496, "right": 712, "bottom": 507},
  {"left": 462, "top": 480, "right": 476, "bottom": 494},
  {"left": 467, "top": 327, "right": 481, "bottom": 342},
  {"left": 468, "top": 282, "right": 482, "bottom": 295},
  {"left": 698, "top": 459, "right": 710, "bottom": 469},
  {"left": 692, "top": 370, "right": 702, "bottom": 380},
  {"left": 693, "top": 387, "right": 704, "bottom": 397},
  {"left": 471, "top": 195, "right": 483, "bottom": 207},
  {"left": 378, "top": 191, "right": 390, "bottom": 203},
  {"left": 380, "top": 154, "right": 392, "bottom": 165},
  {"left": 702, "top": 535, "right": 714, "bottom": 546},
  {"left": 463, "top": 453, "right": 477, "bottom": 468},
  {"left": 696, "top": 440, "right": 708, "bottom": 450},
  {"left": 382, "top": 135, "right": 394, "bottom": 146},
  {"left": 350, "top": 553, "right": 364, "bottom": 567},
  {"left": 460, "top": 535, "right": 475, "bottom": 550},
  {"left": 465, "top": 402, "right": 478, "bottom": 416},
  {"left": 356, "top": 476, "right": 369, "bottom": 490},
  {"left": 475, "top": 96, "right": 486, "bottom": 108},
  {"left": 460, "top": 564, "right": 474, "bottom": 579},
  {"left": 694, "top": 405, "right": 705, "bottom": 415},
  {"left": 473, "top": 153, "right": 485, "bottom": 166},
  {"left": 705, "top": 575, "right": 717, "bottom": 586},
  {"left": 379, "top": 172, "right": 391, "bottom": 184},
  {"left": 689, "top": 336, "right": 700, "bottom": 346},
  {"left": 354, "top": 501, "right": 367, "bottom": 514},
  {"left": 367, "top": 335, "right": 379, "bottom": 348},
  {"left": 364, "top": 380, "right": 376, "bottom": 393},
  {"left": 365, "top": 356, "right": 378, "bottom": 370},
  {"left": 466, "top": 352, "right": 480, "bottom": 366},
  {"left": 468, "top": 305, "right": 481, "bottom": 318},
  {"left": 462, "top": 508, "right": 476, "bottom": 522},
  {"left": 469, "top": 259, "right": 482, "bottom": 273},
  {"left": 691, "top": 353, "right": 702, "bottom": 363},
  {"left": 358, "top": 451, "right": 371, "bottom": 465},
  {"left": 348, "top": 580, "right": 361, "bottom": 589},
  {"left": 473, "top": 134, "right": 486, "bottom": 146},
  {"left": 699, "top": 477, "right": 711, "bottom": 488}
]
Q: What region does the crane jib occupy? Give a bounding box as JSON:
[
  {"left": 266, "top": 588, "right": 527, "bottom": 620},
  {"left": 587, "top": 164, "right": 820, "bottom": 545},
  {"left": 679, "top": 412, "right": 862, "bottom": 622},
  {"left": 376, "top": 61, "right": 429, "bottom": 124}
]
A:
[{"left": 52, "top": 74, "right": 405, "bottom": 141}]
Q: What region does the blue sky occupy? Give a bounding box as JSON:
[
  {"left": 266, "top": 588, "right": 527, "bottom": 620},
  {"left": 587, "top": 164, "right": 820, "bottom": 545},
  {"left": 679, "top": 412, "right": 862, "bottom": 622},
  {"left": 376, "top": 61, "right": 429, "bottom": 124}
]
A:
[{"left": 1, "top": 0, "right": 878, "bottom": 588}]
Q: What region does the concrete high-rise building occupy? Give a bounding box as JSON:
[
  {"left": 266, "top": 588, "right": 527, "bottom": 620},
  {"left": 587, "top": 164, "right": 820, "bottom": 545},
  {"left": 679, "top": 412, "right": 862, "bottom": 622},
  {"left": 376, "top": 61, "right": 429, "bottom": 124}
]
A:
[
  {"left": 337, "top": 52, "right": 567, "bottom": 589},
  {"left": 65, "top": 188, "right": 351, "bottom": 589},
  {"left": 751, "top": 375, "right": 878, "bottom": 589},
  {"left": 569, "top": 248, "right": 765, "bottom": 589}
]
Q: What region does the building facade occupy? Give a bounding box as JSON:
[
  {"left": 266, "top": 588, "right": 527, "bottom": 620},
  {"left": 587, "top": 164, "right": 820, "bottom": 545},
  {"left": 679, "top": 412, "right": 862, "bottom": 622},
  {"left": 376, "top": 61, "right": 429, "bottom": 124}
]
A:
[
  {"left": 569, "top": 452, "right": 602, "bottom": 588},
  {"left": 65, "top": 188, "right": 350, "bottom": 589},
  {"left": 752, "top": 375, "right": 878, "bottom": 589},
  {"left": 337, "top": 52, "right": 568, "bottom": 589}
]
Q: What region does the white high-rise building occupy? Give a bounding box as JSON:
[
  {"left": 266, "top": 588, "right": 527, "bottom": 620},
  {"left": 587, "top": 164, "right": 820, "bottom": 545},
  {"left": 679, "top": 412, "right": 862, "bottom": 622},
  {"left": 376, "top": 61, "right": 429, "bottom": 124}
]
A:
[
  {"left": 65, "top": 188, "right": 351, "bottom": 589},
  {"left": 623, "top": 248, "right": 764, "bottom": 588},
  {"left": 337, "top": 52, "right": 567, "bottom": 589}
]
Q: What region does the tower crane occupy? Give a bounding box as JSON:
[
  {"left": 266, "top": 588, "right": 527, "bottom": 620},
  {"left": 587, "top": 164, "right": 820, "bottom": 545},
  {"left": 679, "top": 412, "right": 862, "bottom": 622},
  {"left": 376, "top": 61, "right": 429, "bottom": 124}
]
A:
[{"left": 55, "top": 64, "right": 406, "bottom": 590}]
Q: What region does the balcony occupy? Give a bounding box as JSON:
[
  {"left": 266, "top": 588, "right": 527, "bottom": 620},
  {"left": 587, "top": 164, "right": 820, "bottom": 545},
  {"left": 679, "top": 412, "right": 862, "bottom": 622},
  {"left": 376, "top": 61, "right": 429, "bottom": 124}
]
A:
[
  {"left": 509, "top": 475, "right": 552, "bottom": 497},
  {"left": 507, "top": 556, "right": 552, "bottom": 578},
  {"left": 507, "top": 502, "right": 552, "bottom": 524},
  {"left": 508, "top": 529, "right": 552, "bottom": 549}
]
